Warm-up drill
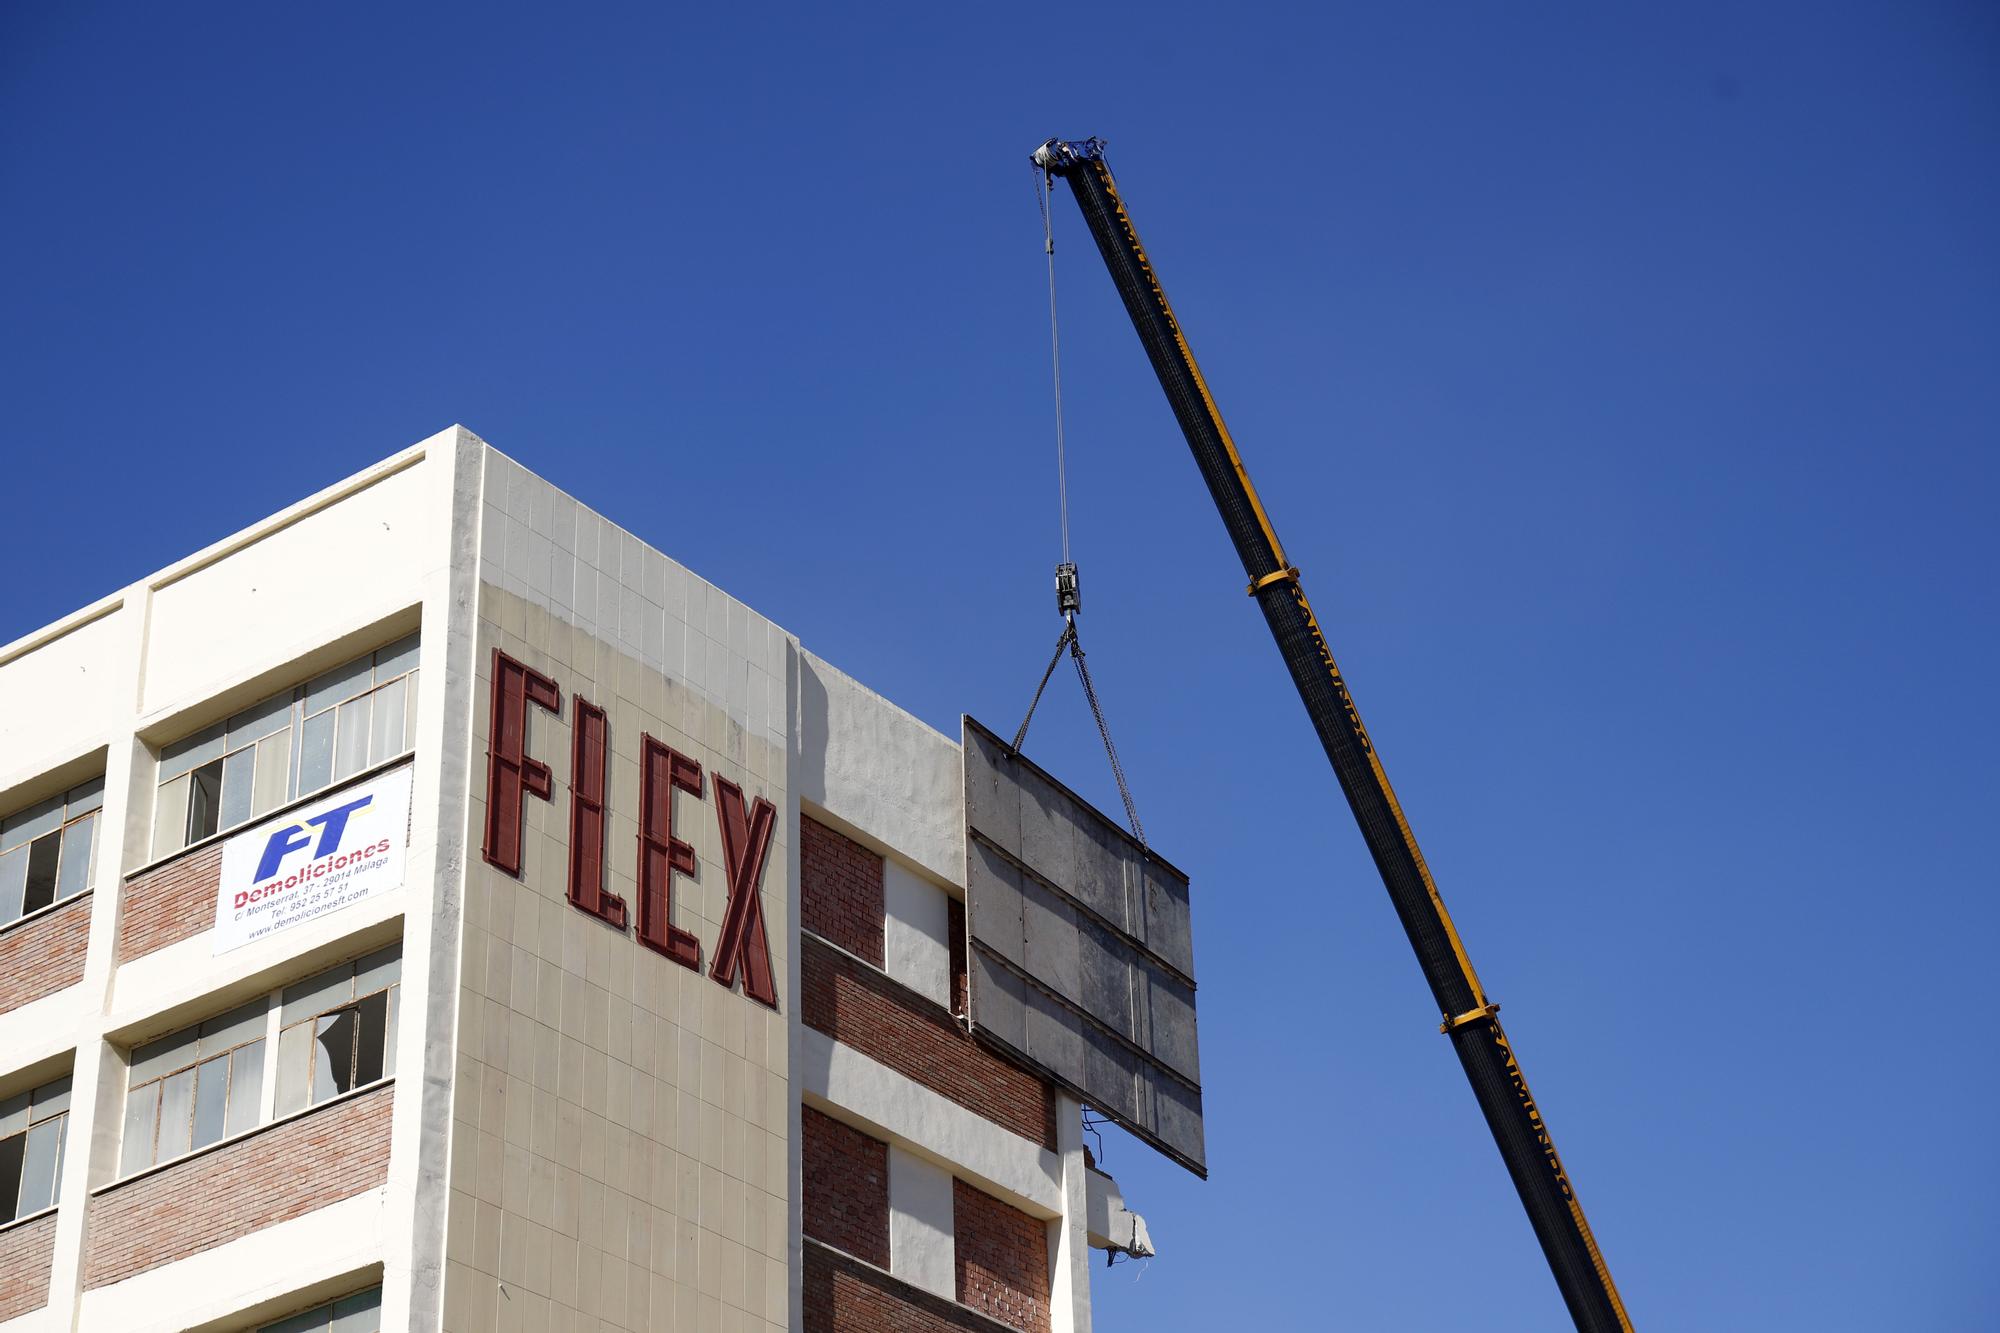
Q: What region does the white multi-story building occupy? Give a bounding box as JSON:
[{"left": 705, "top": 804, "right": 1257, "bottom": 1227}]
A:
[{"left": 0, "top": 427, "right": 1174, "bottom": 1333}]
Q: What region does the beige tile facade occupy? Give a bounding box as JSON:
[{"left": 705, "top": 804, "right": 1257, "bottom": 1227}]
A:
[{"left": 445, "top": 589, "right": 792, "bottom": 1333}]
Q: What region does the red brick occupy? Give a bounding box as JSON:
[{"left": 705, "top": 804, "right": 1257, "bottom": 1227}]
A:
[
  {"left": 0, "top": 894, "right": 90, "bottom": 1014},
  {"left": 803, "top": 936, "right": 1056, "bottom": 1151},
  {"left": 805, "top": 1239, "right": 1024, "bottom": 1333},
  {"left": 802, "top": 1106, "right": 889, "bottom": 1267},
  {"left": 84, "top": 1083, "right": 393, "bottom": 1287},
  {"left": 953, "top": 1180, "right": 1050, "bottom": 1333},
  {"left": 117, "top": 842, "right": 223, "bottom": 962},
  {"left": 802, "top": 817, "right": 884, "bottom": 967},
  {"left": 0, "top": 1212, "right": 56, "bottom": 1320}
]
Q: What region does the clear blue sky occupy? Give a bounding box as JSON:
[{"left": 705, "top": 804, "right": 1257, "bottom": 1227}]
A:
[{"left": 4, "top": 4, "right": 1995, "bottom": 1328}]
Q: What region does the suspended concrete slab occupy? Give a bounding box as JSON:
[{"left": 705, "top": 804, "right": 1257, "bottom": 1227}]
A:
[{"left": 961, "top": 716, "right": 1205, "bottom": 1177}]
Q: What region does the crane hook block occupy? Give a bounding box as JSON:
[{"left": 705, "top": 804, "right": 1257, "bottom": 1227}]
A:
[
  {"left": 1055, "top": 562, "right": 1082, "bottom": 618},
  {"left": 1032, "top": 138, "right": 1107, "bottom": 177}
]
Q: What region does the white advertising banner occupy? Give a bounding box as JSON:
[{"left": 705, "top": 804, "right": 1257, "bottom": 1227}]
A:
[{"left": 213, "top": 766, "right": 414, "bottom": 955}]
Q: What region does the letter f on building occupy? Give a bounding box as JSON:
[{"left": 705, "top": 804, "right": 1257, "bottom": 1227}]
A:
[
  {"left": 255, "top": 824, "right": 315, "bottom": 881},
  {"left": 253, "top": 793, "right": 374, "bottom": 881}
]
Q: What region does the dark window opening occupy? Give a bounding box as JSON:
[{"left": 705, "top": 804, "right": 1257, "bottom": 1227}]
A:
[
  {"left": 314, "top": 1007, "right": 358, "bottom": 1099},
  {"left": 22, "top": 834, "right": 60, "bottom": 914},
  {"left": 187, "top": 759, "right": 224, "bottom": 843},
  {"left": 0, "top": 1134, "right": 22, "bottom": 1220},
  {"left": 353, "top": 991, "right": 388, "bottom": 1087}
]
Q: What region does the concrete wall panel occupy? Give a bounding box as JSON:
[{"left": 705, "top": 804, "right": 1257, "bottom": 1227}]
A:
[{"left": 960, "top": 718, "right": 1205, "bottom": 1177}]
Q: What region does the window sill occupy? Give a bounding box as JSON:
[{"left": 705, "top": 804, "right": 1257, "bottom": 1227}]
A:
[
  {"left": 126, "top": 753, "right": 417, "bottom": 881},
  {"left": 93, "top": 1076, "right": 395, "bottom": 1195},
  {"left": 803, "top": 1238, "right": 1026, "bottom": 1333},
  {"left": 0, "top": 1204, "right": 57, "bottom": 1239},
  {"left": 803, "top": 928, "right": 965, "bottom": 1028},
  {"left": 0, "top": 887, "right": 91, "bottom": 941}
]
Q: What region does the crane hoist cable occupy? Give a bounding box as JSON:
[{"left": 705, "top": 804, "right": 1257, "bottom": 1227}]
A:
[{"left": 1012, "top": 165, "right": 1147, "bottom": 847}]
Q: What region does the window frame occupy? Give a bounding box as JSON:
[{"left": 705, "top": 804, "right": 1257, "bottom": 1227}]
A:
[
  {"left": 152, "top": 635, "right": 420, "bottom": 862},
  {"left": 256, "top": 1284, "right": 383, "bottom": 1333},
  {"left": 0, "top": 1075, "right": 71, "bottom": 1229},
  {"left": 120, "top": 1001, "right": 270, "bottom": 1178},
  {"left": 113, "top": 944, "right": 402, "bottom": 1185},
  {"left": 0, "top": 778, "right": 104, "bottom": 930}
]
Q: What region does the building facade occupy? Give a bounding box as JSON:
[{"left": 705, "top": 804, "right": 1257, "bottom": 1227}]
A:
[{"left": 0, "top": 427, "right": 1166, "bottom": 1332}]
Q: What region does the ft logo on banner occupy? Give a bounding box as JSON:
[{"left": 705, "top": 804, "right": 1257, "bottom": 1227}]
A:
[
  {"left": 480, "top": 649, "right": 780, "bottom": 1010},
  {"left": 214, "top": 766, "right": 414, "bottom": 954}
]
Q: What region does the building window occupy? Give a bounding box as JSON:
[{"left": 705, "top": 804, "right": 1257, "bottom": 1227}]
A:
[
  {"left": 153, "top": 635, "right": 419, "bottom": 860},
  {"left": 117, "top": 944, "right": 400, "bottom": 1178},
  {"left": 258, "top": 1286, "right": 381, "bottom": 1333},
  {"left": 274, "top": 947, "right": 400, "bottom": 1117},
  {"left": 0, "top": 778, "right": 102, "bottom": 927},
  {"left": 121, "top": 1001, "right": 266, "bottom": 1176},
  {"left": 0, "top": 1076, "right": 69, "bottom": 1222}
]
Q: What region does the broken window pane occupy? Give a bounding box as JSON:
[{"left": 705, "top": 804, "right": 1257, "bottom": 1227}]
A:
[
  {"left": 192, "top": 1054, "right": 229, "bottom": 1150},
  {"left": 354, "top": 991, "right": 388, "bottom": 1087},
  {"left": 187, "top": 759, "right": 224, "bottom": 844},
  {"left": 313, "top": 1008, "right": 357, "bottom": 1102}
]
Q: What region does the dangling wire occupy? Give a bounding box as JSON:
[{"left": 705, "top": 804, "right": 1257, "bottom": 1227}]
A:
[{"left": 1038, "top": 167, "right": 1071, "bottom": 566}]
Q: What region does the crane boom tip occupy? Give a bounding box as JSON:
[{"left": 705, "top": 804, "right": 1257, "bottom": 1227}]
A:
[{"left": 1031, "top": 137, "right": 1107, "bottom": 175}]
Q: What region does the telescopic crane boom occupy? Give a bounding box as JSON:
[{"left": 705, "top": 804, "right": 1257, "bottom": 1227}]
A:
[{"left": 1031, "top": 136, "right": 1633, "bottom": 1333}]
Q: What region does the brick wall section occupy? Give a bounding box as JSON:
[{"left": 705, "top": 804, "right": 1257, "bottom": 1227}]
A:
[
  {"left": 0, "top": 1212, "right": 56, "bottom": 1321},
  {"left": 84, "top": 1083, "right": 393, "bottom": 1287},
  {"left": 117, "top": 841, "right": 224, "bottom": 962},
  {"left": 802, "top": 816, "right": 885, "bottom": 967},
  {"left": 947, "top": 897, "right": 967, "bottom": 1019},
  {"left": 803, "top": 936, "right": 1056, "bottom": 1151},
  {"left": 805, "top": 1239, "right": 1023, "bottom": 1333},
  {"left": 802, "top": 1105, "right": 890, "bottom": 1268},
  {"left": 953, "top": 1180, "right": 1051, "bottom": 1333},
  {"left": 0, "top": 893, "right": 91, "bottom": 1013}
]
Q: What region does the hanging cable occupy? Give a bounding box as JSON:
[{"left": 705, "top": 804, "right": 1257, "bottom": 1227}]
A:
[
  {"left": 1013, "top": 164, "right": 1146, "bottom": 846},
  {"left": 1069, "top": 633, "right": 1145, "bottom": 845},
  {"left": 1038, "top": 167, "right": 1071, "bottom": 567}
]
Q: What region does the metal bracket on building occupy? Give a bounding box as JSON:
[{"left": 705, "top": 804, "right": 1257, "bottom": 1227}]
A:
[
  {"left": 1440, "top": 1002, "right": 1501, "bottom": 1034},
  {"left": 1246, "top": 566, "right": 1300, "bottom": 597}
]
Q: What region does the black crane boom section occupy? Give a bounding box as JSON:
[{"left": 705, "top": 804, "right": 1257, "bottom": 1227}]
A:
[{"left": 1032, "top": 136, "right": 1633, "bottom": 1333}]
